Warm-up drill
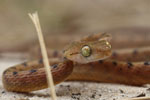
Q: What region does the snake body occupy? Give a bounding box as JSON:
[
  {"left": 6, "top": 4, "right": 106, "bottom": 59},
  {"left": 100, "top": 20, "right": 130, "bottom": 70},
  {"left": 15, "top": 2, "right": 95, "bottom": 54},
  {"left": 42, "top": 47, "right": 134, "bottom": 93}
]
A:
[{"left": 2, "top": 33, "right": 150, "bottom": 92}]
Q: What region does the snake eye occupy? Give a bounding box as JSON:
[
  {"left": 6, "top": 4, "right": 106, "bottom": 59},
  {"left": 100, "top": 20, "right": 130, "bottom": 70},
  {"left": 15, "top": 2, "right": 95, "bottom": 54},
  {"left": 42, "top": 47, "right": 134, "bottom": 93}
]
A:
[{"left": 81, "top": 45, "right": 91, "bottom": 57}]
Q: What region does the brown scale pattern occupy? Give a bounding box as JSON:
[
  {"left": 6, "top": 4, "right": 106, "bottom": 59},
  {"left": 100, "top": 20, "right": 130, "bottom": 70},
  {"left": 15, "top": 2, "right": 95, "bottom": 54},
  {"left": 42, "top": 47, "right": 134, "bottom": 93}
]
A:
[
  {"left": 3, "top": 60, "right": 73, "bottom": 92},
  {"left": 68, "top": 47, "right": 150, "bottom": 86},
  {"left": 2, "top": 33, "right": 150, "bottom": 92}
]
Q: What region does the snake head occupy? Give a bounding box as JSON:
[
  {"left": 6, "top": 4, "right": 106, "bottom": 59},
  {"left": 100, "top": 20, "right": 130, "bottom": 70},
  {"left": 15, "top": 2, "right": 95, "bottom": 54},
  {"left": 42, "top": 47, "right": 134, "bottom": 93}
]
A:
[{"left": 64, "top": 40, "right": 112, "bottom": 64}]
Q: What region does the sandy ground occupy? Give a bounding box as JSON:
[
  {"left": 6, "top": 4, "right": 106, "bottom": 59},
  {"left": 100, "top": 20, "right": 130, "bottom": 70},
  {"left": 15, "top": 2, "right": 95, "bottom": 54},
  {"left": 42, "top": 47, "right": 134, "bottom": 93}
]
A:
[{"left": 0, "top": 54, "right": 149, "bottom": 100}]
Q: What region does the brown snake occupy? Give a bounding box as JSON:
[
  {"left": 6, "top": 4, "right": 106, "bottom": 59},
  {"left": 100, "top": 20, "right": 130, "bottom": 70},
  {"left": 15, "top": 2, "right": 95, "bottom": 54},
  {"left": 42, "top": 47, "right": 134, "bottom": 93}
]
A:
[{"left": 2, "top": 33, "right": 150, "bottom": 92}]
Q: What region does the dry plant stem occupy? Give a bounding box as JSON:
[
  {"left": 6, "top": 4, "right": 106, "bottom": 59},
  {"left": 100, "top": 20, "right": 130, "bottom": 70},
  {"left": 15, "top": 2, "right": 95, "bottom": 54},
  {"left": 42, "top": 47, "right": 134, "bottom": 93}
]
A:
[
  {"left": 28, "top": 12, "right": 57, "bottom": 100},
  {"left": 125, "top": 97, "right": 150, "bottom": 100}
]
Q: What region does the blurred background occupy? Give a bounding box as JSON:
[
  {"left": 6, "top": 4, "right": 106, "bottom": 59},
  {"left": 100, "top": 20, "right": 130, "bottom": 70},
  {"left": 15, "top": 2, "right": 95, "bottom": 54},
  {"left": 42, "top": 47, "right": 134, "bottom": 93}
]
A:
[
  {"left": 1, "top": 1, "right": 150, "bottom": 99},
  {"left": 0, "top": 0, "right": 150, "bottom": 55}
]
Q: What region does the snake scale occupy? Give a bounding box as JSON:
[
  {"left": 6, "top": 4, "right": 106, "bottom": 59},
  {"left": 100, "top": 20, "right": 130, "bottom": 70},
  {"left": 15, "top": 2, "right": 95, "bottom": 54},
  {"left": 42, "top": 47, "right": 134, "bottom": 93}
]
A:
[{"left": 2, "top": 33, "right": 150, "bottom": 92}]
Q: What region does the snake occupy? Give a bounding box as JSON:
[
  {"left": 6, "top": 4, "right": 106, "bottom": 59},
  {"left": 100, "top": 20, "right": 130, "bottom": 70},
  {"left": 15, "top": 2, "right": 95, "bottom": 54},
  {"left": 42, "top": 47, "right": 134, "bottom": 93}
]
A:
[{"left": 2, "top": 33, "right": 150, "bottom": 92}]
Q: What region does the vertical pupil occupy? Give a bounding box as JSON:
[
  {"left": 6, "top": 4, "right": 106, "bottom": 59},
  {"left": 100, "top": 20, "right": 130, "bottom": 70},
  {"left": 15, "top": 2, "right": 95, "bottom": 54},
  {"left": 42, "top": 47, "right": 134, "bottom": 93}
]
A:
[{"left": 81, "top": 45, "right": 91, "bottom": 57}]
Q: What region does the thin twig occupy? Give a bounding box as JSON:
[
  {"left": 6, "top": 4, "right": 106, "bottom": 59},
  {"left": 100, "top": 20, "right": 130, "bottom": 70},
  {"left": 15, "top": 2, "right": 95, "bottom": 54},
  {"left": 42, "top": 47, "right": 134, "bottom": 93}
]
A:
[
  {"left": 28, "top": 12, "right": 57, "bottom": 100},
  {"left": 124, "top": 97, "right": 150, "bottom": 100}
]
